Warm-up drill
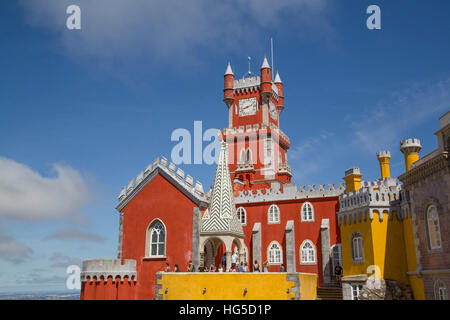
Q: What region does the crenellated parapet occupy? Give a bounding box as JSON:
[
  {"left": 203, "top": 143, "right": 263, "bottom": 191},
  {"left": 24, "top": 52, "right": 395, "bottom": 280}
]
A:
[
  {"left": 81, "top": 259, "right": 137, "bottom": 283},
  {"left": 223, "top": 122, "right": 290, "bottom": 148},
  {"left": 232, "top": 76, "right": 279, "bottom": 100},
  {"left": 337, "top": 178, "right": 404, "bottom": 225},
  {"left": 117, "top": 156, "right": 208, "bottom": 211},
  {"left": 234, "top": 182, "right": 345, "bottom": 204}
]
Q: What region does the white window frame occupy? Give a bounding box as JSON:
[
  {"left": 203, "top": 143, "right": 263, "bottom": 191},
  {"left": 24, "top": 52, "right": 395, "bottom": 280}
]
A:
[
  {"left": 300, "top": 240, "right": 317, "bottom": 265},
  {"left": 268, "top": 204, "right": 280, "bottom": 224},
  {"left": 267, "top": 241, "right": 283, "bottom": 265},
  {"left": 426, "top": 205, "right": 442, "bottom": 250},
  {"left": 351, "top": 283, "right": 363, "bottom": 300},
  {"left": 351, "top": 232, "right": 364, "bottom": 263},
  {"left": 301, "top": 202, "right": 314, "bottom": 222},
  {"left": 145, "top": 219, "right": 166, "bottom": 258},
  {"left": 236, "top": 207, "right": 247, "bottom": 226},
  {"left": 435, "top": 281, "right": 448, "bottom": 300}
]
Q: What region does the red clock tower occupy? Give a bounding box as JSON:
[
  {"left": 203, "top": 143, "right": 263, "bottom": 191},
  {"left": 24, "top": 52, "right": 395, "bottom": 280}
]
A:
[{"left": 222, "top": 58, "right": 291, "bottom": 194}]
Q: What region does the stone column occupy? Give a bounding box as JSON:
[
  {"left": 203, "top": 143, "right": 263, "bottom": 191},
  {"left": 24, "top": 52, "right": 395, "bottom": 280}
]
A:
[
  {"left": 320, "top": 219, "right": 331, "bottom": 285},
  {"left": 226, "top": 251, "right": 232, "bottom": 271},
  {"left": 192, "top": 207, "right": 201, "bottom": 270},
  {"left": 117, "top": 212, "right": 124, "bottom": 259},
  {"left": 285, "top": 220, "right": 295, "bottom": 272},
  {"left": 252, "top": 223, "right": 261, "bottom": 270}
]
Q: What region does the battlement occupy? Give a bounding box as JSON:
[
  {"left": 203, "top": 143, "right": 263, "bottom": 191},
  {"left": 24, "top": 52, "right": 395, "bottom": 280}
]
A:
[
  {"left": 232, "top": 76, "right": 279, "bottom": 99},
  {"left": 81, "top": 259, "right": 137, "bottom": 283},
  {"left": 117, "top": 156, "right": 207, "bottom": 209},
  {"left": 234, "top": 76, "right": 260, "bottom": 92},
  {"left": 223, "top": 122, "right": 290, "bottom": 147},
  {"left": 345, "top": 167, "right": 361, "bottom": 176},
  {"left": 234, "top": 182, "right": 345, "bottom": 204},
  {"left": 377, "top": 150, "right": 391, "bottom": 159},
  {"left": 400, "top": 138, "right": 422, "bottom": 152},
  {"left": 339, "top": 178, "right": 401, "bottom": 211},
  {"left": 337, "top": 178, "right": 403, "bottom": 225}
]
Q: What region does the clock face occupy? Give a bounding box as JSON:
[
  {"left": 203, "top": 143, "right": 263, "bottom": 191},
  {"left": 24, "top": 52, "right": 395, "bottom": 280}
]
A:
[
  {"left": 269, "top": 100, "right": 277, "bottom": 120},
  {"left": 239, "top": 97, "right": 257, "bottom": 116}
]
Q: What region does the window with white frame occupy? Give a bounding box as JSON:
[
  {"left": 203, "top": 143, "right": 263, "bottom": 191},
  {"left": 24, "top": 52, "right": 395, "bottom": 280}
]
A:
[
  {"left": 301, "top": 202, "right": 314, "bottom": 222},
  {"left": 268, "top": 204, "right": 280, "bottom": 224},
  {"left": 351, "top": 232, "right": 364, "bottom": 263},
  {"left": 426, "top": 205, "right": 442, "bottom": 250},
  {"left": 351, "top": 284, "right": 363, "bottom": 300},
  {"left": 268, "top": 241, "right": 282, "bottom": 264},
  {"left": 236, "top": 207, "right": 247, "bottom": 226},
  {"left": 435, "top": 281, "right": 448, "bottom": 300},
  {"left": 300, "top": 240, "right": 316, "bottom": 264},
  {"left": 146, "top": 220, "right": 166, "bottom": 257}
]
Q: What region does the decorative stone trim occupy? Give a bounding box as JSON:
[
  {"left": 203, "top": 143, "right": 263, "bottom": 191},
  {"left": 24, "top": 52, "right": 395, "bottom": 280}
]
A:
[
  {"left": 81, "top": 259, "right": 137, "bottom": 283},
  {"left": 116, "top": 157, "right": 208, "bottom": 211}
]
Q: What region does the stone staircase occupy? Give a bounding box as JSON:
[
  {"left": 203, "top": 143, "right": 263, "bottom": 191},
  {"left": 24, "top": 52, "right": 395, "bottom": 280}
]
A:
[{"left": 316, "top": 285, "right": 343, "bottom": 300}]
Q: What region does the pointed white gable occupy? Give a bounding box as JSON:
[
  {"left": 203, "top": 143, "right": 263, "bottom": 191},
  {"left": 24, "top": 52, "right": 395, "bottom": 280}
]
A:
[{"left": 201, "top": 141, "right": 244, "bottom": 236}]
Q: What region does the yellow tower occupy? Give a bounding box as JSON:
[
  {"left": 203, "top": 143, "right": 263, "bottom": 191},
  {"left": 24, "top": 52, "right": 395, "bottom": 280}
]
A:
[
  {"left": 376, "top": 151, "right": 391, "bottom": 179},
  {"left": 400, "top": 139, "right": 422, "bottom": 171},
  {"left": 343, "top": 167, "right": 362, "bottom": 193}
]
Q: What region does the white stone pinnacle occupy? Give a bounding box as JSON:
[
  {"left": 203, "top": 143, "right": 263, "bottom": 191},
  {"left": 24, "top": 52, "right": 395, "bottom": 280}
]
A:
[
  {"left": 225, "top": 62, "right": 234, "bottom": 75},
  {"left": 261, "top": 56, "right": 270, "bottom": 69},
  {"left": 274, "top": 71, "right": 282, "bottom": 83}
]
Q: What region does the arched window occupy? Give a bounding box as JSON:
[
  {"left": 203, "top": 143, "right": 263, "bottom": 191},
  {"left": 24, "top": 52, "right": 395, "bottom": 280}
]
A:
[
  {"left": 146, "top": 220, "right": 166, "bottom": 257},
  {"left": 247, "top": 149, "right": 252, "bottom": 163},
  {"left": 426, "top": 205, "right": 442, "bottom": 250},
  {"left": 351, "top": 232, "right": 364, "bottom": 263},
  {"left": 268, "top": 204, "right": 280, "bottom": 224},
  {"left": 239, "top": 148, "right": 246, "bottom": 164},
  {"left": 435, "top": 280, "right": 448, "bottom": 300},
  {"left": 236, "top": 207, "right": 247, "bottom": 226},
  {"left": 301, "top": 202, "right": 314, "bottom": 222},
  {"left": 300, "top": 240, "right": 316, "bottom": 264},
  {"left": 268, "top": 241, "right": 282, "bottom": 264}
]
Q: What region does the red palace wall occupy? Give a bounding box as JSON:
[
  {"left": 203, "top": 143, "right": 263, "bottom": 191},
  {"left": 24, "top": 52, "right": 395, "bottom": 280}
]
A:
[
  {"left": 238, "top": 197, "right": 340, "bottom": 286},
  {"left": 81, "top": 276, "right": 137, "bottom": 300},
  {"left": 121, "top": 174, "right": 200, "bottom": 299}
]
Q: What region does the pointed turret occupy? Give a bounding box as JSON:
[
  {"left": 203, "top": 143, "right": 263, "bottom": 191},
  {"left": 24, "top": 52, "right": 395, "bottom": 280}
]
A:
[
  {"left": 201, "top": 140, "right": 244, "bottom": 237},
  {"left": 223, "top": 61, "right": 235, "bottom": 109},
  {"left": 260, "top": 56, "right": 272, "bottom": 100},
  {"left": 274, "top": 71, "right": 284, "bottom": 113}
]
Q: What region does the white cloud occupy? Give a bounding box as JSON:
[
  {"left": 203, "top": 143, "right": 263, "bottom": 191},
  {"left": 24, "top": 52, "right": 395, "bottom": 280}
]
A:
[
  {"left": 350, "top": 78, "right": 450, "bottom": 153},
  {"left": 44, "top": 228, "right": 104, "bottom": 243},
  {"left": 18, "top": 0, "right": 331, "bottom": 63},
  {"left": 0, "top": 157, "right": 92, "bottom": 225},
  {"left": 0, "top": 229, "right": 33, "bottom": 264},
  {"left": 49, "top": 251, "right": 82, "bottom": 268}
]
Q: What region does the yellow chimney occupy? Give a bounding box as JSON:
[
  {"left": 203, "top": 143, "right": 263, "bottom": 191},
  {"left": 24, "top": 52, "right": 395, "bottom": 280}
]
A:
[
  {"left": 343, "top": 167, "right": 362, "bottom": 193},
  {"left": 377, "top": 151, "right": 391, "bottom": 179},
  {"left": 400, "top": 139, "right": 422, "bottom": 171}
]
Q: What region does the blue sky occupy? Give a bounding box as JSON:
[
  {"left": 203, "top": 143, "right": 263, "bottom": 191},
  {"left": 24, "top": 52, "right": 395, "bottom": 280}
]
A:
[{"left": 0, "top": 0, "right": 449, "bottom": 293}]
